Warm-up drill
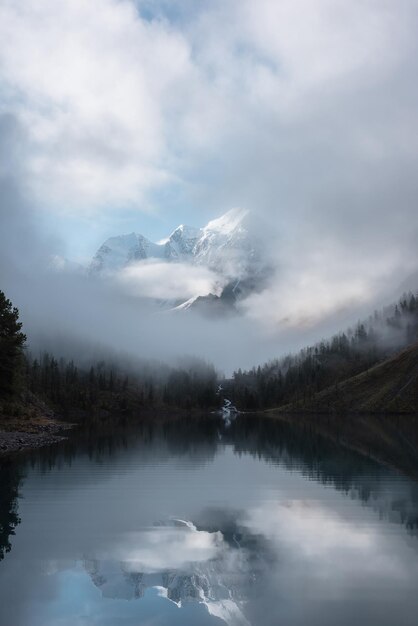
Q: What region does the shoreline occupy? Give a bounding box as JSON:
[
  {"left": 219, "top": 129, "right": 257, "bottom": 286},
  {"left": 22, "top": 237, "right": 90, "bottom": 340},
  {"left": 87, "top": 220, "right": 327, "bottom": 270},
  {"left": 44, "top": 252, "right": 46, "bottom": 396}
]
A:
[
  {"left": 0, "top": 406, "right": 214, "bottom": 456},
  {"left": 0, "top": 417, "right": 75, "bottom": 456}
]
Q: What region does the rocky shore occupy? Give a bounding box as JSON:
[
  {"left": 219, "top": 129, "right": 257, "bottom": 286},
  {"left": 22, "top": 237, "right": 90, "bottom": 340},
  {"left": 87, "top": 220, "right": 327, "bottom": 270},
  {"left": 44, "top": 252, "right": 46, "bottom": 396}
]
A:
[{"left": 0, "top": 420, "right": 74, "bottom": 455}]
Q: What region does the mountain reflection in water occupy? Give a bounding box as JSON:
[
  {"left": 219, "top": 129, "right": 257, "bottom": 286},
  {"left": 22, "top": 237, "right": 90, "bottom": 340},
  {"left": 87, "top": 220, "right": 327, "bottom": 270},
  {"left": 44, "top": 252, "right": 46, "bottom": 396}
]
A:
[{"left": 1, "top": 414, "right": 418, "bottom": 626}]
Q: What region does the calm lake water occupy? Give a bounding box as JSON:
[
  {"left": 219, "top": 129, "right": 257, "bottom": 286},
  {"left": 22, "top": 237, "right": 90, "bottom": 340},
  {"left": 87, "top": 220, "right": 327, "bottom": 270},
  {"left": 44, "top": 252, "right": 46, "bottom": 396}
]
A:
[{"left": 1, "top": 414, "right": 418, "bottom": 626}]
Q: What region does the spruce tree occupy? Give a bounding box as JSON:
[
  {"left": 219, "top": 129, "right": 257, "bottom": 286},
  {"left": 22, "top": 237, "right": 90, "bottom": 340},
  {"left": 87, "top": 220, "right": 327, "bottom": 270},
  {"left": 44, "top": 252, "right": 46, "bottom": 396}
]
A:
[{"left": 0, "top": 290, "right": 26, "bottom": 397}]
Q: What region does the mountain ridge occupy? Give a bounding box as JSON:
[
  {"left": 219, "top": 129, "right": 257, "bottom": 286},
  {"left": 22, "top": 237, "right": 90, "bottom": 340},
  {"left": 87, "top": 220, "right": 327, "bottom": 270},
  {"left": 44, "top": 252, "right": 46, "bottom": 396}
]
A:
[
  {"left": 89, "top": 208, "right": 271, "bottom": 313},
  {"left": 275, "top": 342, "right": 418, "bottom": 414},
  {"left": 90, "top": 209, "right": 254, "bottom": 273},
  {"left": 90, "top": 208, "right": 259, "bottom": 279}
]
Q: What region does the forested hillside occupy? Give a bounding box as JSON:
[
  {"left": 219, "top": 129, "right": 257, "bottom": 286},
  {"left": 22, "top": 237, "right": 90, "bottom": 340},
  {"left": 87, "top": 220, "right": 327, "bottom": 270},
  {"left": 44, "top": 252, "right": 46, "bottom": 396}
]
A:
[
  {"left": 228, "top": 293, "right": 418, "bottom": 411},
  {"left": 276, "top": 342, "right": 418, "bottom": 414}
]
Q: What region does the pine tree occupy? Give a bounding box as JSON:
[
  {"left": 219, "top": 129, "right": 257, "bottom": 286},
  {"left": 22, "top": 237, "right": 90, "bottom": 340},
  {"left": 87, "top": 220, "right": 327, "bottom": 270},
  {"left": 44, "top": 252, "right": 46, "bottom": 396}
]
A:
[{"left": 0, "top": 291, "right": 26, "bottom": 397}]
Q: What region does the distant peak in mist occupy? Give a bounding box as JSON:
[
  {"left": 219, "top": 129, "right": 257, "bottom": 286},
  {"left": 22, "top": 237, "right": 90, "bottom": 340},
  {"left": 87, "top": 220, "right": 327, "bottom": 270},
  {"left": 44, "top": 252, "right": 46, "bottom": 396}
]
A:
[
  {"left": 90, "top": 207, "right": 253, "bottom": 275},
  {"left": 203, "top": 208, "right": 250, "bottom": 234},
  {"left": 87, "top": 208, "right": 271, "bottom": 315}
]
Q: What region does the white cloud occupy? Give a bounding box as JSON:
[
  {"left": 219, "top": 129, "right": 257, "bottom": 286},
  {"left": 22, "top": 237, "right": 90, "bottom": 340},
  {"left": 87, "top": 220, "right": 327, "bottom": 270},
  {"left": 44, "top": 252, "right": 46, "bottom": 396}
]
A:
[
  {"left": 247, "top": 498, "right": 414, "bottom": 585},
  {"left": 118, "top": 259, "right": 220, "bottom": 300},
  {"left": 240, "top": 238, "right": 412, "bottom": 330},
  {"left": 0, "top": 0, "right": 194, "bottom": 211},
  {"left": 2, "top": 0, "right": 414, "bottom": 217},
  {"left": 110, "top": 526, "right": 223, "bottom": 572},
  {"left": 243, "top": 275, "right": 370, "bottom": 330}
]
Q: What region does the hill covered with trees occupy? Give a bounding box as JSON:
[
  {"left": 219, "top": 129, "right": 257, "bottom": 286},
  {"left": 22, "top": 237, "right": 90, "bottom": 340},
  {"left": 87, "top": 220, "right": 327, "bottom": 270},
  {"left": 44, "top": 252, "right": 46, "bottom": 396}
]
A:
[
  {"left": 227, "top": 292, "right": 418, "bottom": 413},
  {"left": 275, "top": 342, "right": 418, "bottom": 414}
]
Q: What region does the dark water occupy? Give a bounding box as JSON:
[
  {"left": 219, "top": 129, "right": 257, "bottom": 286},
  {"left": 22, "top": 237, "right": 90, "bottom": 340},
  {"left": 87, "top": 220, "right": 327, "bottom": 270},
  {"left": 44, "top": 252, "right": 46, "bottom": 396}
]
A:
[{"left": 1, "top": 414, "right": 418, "bottom": 626}]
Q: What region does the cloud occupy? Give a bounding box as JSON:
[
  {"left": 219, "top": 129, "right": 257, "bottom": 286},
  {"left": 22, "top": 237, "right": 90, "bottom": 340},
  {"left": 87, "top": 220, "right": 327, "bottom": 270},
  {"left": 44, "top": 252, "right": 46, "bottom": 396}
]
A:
[
  {"left": 109, "top": 525, "right": 223, "bottom": 572},
  {"left": 0, "top": 113, "right": 60, "bottom": 275},
  {"left": 240, "top": 237, "right": 414, "bottom": 330},
  {"left": 0, "top": 0, "right": 194, "bottom": 212},
  {"left": 118, "top": 259, "right": 220, "bottom": 300},
  {"left": 3, "top": 0, "right": 413, "bottom": 214}
]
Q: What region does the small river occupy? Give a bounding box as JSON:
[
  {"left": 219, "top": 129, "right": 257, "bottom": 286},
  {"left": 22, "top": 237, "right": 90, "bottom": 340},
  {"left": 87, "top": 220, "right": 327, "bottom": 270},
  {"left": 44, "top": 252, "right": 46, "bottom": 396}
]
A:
[{"left": 1, "top": 414, "right": 418, "bottom": 626}]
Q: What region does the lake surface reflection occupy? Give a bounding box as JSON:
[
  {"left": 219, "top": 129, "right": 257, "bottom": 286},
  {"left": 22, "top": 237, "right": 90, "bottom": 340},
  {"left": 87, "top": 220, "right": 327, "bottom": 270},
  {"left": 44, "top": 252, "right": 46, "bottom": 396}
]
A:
[{"left": 1, "top": 414, "right": 418, "bottom": 626}]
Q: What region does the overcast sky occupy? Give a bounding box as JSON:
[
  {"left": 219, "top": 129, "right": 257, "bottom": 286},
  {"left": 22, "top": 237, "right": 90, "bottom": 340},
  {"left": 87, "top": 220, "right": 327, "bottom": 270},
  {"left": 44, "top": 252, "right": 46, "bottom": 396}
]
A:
[{"left": 1, "top": 0, "right": 418, "bottom": 369}]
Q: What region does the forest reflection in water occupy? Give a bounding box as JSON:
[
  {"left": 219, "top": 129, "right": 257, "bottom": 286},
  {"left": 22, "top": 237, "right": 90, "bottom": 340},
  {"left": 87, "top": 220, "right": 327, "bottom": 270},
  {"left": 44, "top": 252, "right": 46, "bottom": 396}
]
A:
[{"left": 1, "top": 413, "right": 418, "bottom": 626}]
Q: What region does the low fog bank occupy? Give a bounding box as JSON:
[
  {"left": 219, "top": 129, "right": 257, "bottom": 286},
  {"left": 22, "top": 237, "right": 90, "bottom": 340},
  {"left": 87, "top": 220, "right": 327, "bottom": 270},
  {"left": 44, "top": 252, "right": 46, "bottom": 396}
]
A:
[
  {"left": 1, "top": 114, "right": 417, "bottom": 376},
  {"left": 0, "top": 267, "right": 328, "bottom": 375},
  {"left": 3, "top": 257, "right": 415, "bottom": 377}
]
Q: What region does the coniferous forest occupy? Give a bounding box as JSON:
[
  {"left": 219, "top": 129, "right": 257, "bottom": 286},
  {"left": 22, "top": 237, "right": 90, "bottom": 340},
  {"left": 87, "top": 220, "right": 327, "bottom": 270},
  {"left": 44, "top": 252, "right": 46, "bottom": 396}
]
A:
[
  {"left": 25, "top": 353, "right": 219, "bottom": 415},
  {"left": 227, "top": 292, "right": 418, "bottom": 410}
]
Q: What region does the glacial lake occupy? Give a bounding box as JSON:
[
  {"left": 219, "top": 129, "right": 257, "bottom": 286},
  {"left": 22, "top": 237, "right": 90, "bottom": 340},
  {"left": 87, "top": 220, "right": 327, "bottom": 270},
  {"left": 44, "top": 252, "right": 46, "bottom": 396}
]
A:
[{"left": 1, "top": 414, "right": 418, "bottom": 626}]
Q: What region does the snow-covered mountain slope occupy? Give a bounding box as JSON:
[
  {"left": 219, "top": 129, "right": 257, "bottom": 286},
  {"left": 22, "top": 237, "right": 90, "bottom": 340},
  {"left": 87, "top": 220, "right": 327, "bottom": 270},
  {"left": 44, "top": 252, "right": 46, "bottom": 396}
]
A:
[
  {"left": 90, "top": 208, "right": 262, "bottom": 280},
  {"left": 192, "top": 208, "right": 263, "bottom": 280},
  {"left": 90, "top": 208, "right": 272, "bottom": 313},
  {"left": 164, "top": 224, "right": 202, "bottom": 260},
  {"left": 90, "top": 224, "right": 203, "bottom": 274},
  {"left": 90, "top": 232, "right": 166, "bottom": 273}
]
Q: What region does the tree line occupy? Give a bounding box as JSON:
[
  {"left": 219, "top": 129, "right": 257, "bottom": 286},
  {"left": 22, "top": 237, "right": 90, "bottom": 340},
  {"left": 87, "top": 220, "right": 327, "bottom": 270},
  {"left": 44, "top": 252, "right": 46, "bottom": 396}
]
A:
[
  {"left": 25, "top": 353, "right": 218, "bottom": 415},
  {"left": 227, "top": 292, "right": 418, "bottom": 410}
]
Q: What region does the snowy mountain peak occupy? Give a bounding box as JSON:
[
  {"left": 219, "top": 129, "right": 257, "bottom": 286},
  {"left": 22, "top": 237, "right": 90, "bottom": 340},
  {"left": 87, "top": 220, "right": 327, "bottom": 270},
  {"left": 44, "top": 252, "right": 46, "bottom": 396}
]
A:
[
  {"left": 204, "top": 208, "right": 249, "bottom": 235},
  {"left": 89, "top": 209, "right": 271, "bottom": 312},
  {"left": 165, "top": 224, "right": 202, "bottom": 260},
  {"left": 90, "top": 209, "right": 255, "bottom": 277},
  {"left": 169, "top": 224, "right": 201, "bottom": 239},
  {"left": 90, "top": 232, "right": 165, "bottom": 273}
]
